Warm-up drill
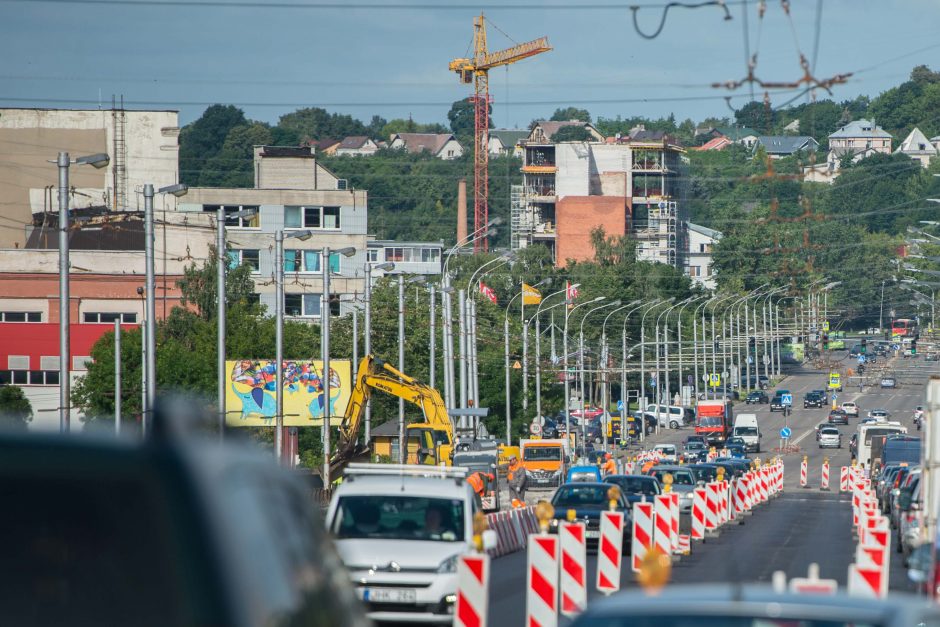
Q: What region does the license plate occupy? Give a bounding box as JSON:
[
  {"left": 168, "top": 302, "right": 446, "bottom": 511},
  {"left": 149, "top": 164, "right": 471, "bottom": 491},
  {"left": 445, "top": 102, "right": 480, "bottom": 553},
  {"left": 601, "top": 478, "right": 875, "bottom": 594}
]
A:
[
  {"left": 362, "top": 588, "right": 417, "bottom": 603},
  {"left": 585, "top": 530, "right": 600, "bottom": 539}
]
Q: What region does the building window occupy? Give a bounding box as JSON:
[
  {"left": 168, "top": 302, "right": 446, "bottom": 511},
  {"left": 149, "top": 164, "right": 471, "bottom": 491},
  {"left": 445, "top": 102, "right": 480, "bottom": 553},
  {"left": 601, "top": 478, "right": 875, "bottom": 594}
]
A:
[
  {"left": 83, "top": 312, "right": 137, "bottom": 324},
  {"left": 286, "top": 206, "right": 342, "bottom": 230},
  {"left": 0, "top": 370, "right": 28, "bottom": 385},
  {"left": 204, "top": 205, "right": 260, "bottom": 228},
  {"left": 284, "top": 293, "right": 303, "bottom": 316},
  {"left": 367, "top": 249, "right": 379, "bottom": 262},
  {"left": 689, "top": 266, "right": 701, "bottom": 277},
  {"left": 0, "top": 311, "right": 41, "bottom": 322},
  {"left": 284, "top": 250, "right": 339, "bottom": 273},
  {"left": 284, "top": 294, "right": 339, "bottom": 318},
  {"left": 228, "top": 249, "right": 260, "bottom": 272},
  {"left": 421, "top": 248, "right": 441, "bottom": 263}
]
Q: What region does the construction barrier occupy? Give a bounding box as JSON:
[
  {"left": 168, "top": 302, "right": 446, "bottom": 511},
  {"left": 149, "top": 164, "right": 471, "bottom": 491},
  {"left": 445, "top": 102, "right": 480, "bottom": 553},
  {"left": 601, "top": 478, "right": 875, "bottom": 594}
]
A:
[
  {"left": 677, "top": 534, "right": 691, "bottom": 555},
  {"left": 690, "top": 488, "right": 706, "bottom": 541},
  {"left": 526, "top": 534, "right": 559, "bottom": 627},
  {"left": 653, "top": 494, "right": 673, "bottom": 557},
  {"left": 632, "top": 501, "right": 654, "bottom": 571},
  {"left": 821, "top": 461, "right": 830, "bottom": 491},
  {"left": 670, "top": 492, "right": 680, "bottom": 554},
  {"left": 455, "top": 554, "right": 489, "bottom": 627},
  {"left": 486, "top": 507, "right": 539, "bottom": 558},
  {"left": 596, "top": 511, "right": 624, "bottom": 594},
  {"left": 705, "top": 482, "right": 720, "bottom": 530},
  {"left": 801, "top": 457, "right": 809, "bottom": 488},
  {"left": 734, "top": 477, "right": 747, "bottom": 517},
  {"left": 840, "top": 466, "right": 849, "bottom": 492},
  {"left": 847, "top": 563, "right": 883, "bottom": 598},
  {"left": 559, "top": 522, "right": 587, "bottom": 617}
]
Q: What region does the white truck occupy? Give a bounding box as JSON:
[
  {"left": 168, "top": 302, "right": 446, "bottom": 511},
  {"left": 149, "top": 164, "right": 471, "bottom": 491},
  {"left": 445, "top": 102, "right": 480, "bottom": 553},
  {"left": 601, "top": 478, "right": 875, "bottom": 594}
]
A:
[{"left": 732, "top": 413, "right": 761, "bottom": 453}]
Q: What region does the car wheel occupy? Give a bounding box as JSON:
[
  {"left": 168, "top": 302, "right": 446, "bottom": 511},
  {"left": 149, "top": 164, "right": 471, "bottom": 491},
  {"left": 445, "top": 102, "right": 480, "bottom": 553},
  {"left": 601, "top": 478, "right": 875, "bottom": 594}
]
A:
[{"left": 670, "top": 420, "right": 679, "bottom": 430}]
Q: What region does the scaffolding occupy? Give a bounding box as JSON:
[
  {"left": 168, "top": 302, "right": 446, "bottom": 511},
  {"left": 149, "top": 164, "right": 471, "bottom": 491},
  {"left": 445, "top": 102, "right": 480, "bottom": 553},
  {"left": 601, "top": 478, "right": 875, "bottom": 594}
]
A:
[{"left": 510, "top": 184, "right": 527, "bottom": 250}]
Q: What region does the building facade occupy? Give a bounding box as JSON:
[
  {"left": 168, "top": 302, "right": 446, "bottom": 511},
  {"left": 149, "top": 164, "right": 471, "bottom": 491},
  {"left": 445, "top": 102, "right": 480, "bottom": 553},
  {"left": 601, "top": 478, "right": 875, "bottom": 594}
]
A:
[
  {"left": 179, "top": 146, "right": 368, "bottom": 318},
  {"left": 388, "top": 133, "right": 464, "bottom": 160},
  {"left": 687, "top": 223, "right": 722, "bottom": 290},
  {"left": 0, "top": 107, "right": 181, "bottom": 248},
  {"left": 513, "top": 132, "right": 689, "bottom": 270},
  {"left": 366, "top": 240, "right": 443, "bottom": 278}
]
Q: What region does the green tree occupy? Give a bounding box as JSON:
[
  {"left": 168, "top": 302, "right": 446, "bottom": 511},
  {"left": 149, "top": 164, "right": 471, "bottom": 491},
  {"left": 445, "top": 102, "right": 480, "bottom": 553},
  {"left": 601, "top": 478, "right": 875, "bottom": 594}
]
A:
[
  {"left": 276, "top": 107, "right": 369, "bottom": 144},
  {"left": 0, "top": 386, "right": 32, "bottom": 430},
  {"left": 448, "top": 98, "right": 488, "bottom": 140},
  {"left": 551, "top": 126, "right": 594, "bottom": 142},
  {"left": 178, "top": 104, "right": 248, "bottom": 185},
  {"left": 550, "top": 107, "right": 592, "bottom": 123},
  {"left": 200, "top": 122, "right": 274, "bottom": 188},
  {"left": 177, "top": 246, "right": 260, "bottom": 320},
  {"left": 734, "top": 101, "right": 775, "bottom": 134}
]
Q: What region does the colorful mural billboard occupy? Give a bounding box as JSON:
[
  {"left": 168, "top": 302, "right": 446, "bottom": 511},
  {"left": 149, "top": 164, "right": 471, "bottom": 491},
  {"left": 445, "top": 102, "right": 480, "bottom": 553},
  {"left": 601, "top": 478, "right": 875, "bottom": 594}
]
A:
[{"left": 225, "top": 359, "right": 351, "bottom": 427}]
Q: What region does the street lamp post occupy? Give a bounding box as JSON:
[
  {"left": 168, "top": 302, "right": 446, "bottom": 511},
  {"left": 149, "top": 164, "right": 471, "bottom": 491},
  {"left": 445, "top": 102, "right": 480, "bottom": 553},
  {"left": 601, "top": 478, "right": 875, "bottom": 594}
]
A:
[
  {"left": 564, "top": 296, "right": 605, "bottom": 448},
  {"left": 114, "top": 319, "right": 121, "bottom": 435},
  {"left": 55, "top": 151, "right": 109, "bottom": 432},
  {"left": 620, "top": 300, "right": 658, "bottom": 431},
  {"left": 399, "top": 275, "right": 406, "bottom": 460},
  {"left": 504, "top": 290, "right": 524, "bottom": 445},
  {"left": 674, "top": 295, "right": 702, "bottom": 406},
  {"left": 363, "top": 261, "right": 394, "bottom": 445},
  {"left": 579, "top": 300, "right": 620, "bottom": 446},
  {"left": 527, "top": 287, "right": 573, "bottom": 421},
  {"left": 693, "top": 296, "right": 717, "bottom": 400},
  {"left": 640, "top": 299, "right": 671, "bottom": 417}
]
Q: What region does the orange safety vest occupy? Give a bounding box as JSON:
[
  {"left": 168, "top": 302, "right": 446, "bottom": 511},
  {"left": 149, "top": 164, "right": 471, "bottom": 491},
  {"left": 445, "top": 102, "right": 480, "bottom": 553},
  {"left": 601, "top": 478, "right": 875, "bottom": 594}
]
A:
[
  {"left": 603, "top": 459, "right": 616, "bottom": 474},
  {"left": 468, "top": 472, "right": 485, "bottom": 495}
]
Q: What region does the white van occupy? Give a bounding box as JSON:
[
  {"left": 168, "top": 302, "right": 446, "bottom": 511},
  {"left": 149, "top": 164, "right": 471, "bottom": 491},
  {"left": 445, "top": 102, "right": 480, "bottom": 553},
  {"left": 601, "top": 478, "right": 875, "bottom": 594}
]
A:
[
  {"left": 646, "top": 404, "right": 694, "bottom": 429},
  {"left": 732, "top": 413, "right": 761, "bottom": 452}
]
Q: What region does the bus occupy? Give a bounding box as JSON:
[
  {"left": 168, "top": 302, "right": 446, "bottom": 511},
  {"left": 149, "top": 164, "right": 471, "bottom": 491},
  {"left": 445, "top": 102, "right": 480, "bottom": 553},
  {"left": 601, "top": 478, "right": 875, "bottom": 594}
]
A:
[
  {"left": 892, "top": 318, "right": 917, "bottom": 338},
  {"left": 855, "top": 422, "right": 907, "bottom": 468}
]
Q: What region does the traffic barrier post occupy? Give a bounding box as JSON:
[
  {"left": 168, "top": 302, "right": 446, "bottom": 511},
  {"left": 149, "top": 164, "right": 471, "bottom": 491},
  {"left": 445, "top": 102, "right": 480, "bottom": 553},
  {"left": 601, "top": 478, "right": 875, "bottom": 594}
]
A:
[
  {"left": 847, "top": 563, "right": 883, "bottom": 598},
  {"left": 559, "top": 520, "right": 587, "bottom": 618},
  {"left": 690, "top": 487, "right": 707, "bottom": 541},
  {"left": 670, "top": 492, "right": 680, "bottom": 555},
  {"left": 800, "top": 456, "right": 808, "bottom": 488},
  {"left": 455, "top": 554, "right": 489, "bottom": 627},
  {"left": 821, "top": 459, "right": 830, "bottom": 491},
  {"left": 632, "top": 501, "right": 654, "bottom": 571},
  {"left": 653, "top": 494, "right": 673, "bottom": 558},
  {"left": 840, "top": 466, "right": 849, "bottom": 492},
  {"left": 704, "top": 482, "right": 719, "bottom": 532},
  {"left": 526, "top": 504, "right": 559, "bottom": 627},
  {"left": 596, "top": 510, "right": 624, "bottom": 595}
]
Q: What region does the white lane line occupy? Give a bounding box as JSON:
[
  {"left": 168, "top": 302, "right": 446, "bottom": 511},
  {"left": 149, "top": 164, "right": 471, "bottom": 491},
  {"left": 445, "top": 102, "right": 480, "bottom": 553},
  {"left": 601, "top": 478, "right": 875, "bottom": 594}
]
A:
[{"left": 790, "top": 426, "right": 815, "bottom": 447}]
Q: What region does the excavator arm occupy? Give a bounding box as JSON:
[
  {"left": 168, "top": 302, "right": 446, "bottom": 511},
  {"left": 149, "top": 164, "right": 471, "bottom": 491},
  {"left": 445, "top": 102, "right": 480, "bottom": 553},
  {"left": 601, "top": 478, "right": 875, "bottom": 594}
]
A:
[{"left": 329, "top": 355, "right": 454, "bottom": 477}]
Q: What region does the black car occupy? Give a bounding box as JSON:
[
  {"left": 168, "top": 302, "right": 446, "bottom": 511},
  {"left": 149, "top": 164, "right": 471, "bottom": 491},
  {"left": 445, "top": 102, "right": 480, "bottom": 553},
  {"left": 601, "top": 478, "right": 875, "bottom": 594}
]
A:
[
  {"left": 549, "top": 483, "right": 632, "bottom": 553},
  {"left": 604, "top": 474, "right": 662, "bottom": 506},
  {"left": 769, "top": 391, "right": 790, "bottom": 412},
  {"left": 803, "top": 390, "right": 826, "bottom": 409},
  {"left": 746, "top": 390, "right": 768, "bottom": 404}
]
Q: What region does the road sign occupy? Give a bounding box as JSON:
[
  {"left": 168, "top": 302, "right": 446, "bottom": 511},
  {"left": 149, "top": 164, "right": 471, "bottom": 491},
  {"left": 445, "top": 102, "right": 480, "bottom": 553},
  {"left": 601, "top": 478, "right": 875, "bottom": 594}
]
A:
[
  {"left": 617, "top": 399, "right": 625, "bottom": 412},
  {"left": 530, "top": 422, "right": 542, "bottom": 435},
  {"left": 823, "top": 321, "right": 830, "bottom": 331},
  {"left": 857, "top": 354, "right": 866, "bottom": 364},
  {"left": 709, "top": 373, "right": 721, "bottom": 387},
  {"left": 780, "top": 426, "right": 792, "bottom": 439},
  {"left": 892, "top": 343, "right": 900, "bottom": 351},
  {"left": 762, "top": 355, "right": 771, "bottom": 366},
  {"left": 649, "top": 378, "right": 656, "bottom": 388},
  {"left": 781, "top": 393, "right": 793, "bottom": 406}
]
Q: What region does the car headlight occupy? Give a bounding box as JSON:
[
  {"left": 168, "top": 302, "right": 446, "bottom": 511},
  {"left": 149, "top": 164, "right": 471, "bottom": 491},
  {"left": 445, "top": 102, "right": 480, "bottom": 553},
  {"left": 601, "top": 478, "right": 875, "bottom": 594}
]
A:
[{"left": 437, "top": 553, "right": 462, "bottom": 574}]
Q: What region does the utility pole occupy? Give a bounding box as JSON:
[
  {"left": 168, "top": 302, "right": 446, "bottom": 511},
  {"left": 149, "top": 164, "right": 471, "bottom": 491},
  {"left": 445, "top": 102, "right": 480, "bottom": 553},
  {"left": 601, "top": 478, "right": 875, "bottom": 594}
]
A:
[{"left": 114, "top": 320, "right": 121, "bottom": 435}]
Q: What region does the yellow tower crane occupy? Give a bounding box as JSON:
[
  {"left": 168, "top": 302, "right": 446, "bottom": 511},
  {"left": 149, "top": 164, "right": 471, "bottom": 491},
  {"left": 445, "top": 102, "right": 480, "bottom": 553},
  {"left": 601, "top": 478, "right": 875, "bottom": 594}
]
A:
[{"left": 449, "top": 14, "right": 550, "bottom": 251}]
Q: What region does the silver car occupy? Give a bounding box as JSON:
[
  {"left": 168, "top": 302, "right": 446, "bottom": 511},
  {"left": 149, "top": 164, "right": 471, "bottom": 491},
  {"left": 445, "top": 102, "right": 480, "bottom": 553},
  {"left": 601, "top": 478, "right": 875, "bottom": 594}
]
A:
[{"left": 818, "top": 426, "right": 842, "bottom": 449}]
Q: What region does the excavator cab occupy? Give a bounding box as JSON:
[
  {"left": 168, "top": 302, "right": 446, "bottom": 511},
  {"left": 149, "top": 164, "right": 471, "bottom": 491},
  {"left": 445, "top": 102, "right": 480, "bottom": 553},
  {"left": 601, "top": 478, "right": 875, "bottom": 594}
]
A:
[{"left": 406, "top": 425, "right": 452, "bottom": 465}]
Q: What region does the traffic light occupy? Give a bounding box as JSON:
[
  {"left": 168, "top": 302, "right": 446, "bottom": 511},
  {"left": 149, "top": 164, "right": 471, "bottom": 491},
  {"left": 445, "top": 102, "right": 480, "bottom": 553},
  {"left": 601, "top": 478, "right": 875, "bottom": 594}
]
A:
[
  {"left": 822, "top": 333, "right": 829, "bottom": 350},
  {"left": 911, "top": 339, "right": 917, "bottom": 355},
  {"left": 748, "top": 337, "right": 756, "bottom": 351},
  {"left": 861, "top": 338, "right": 867, "bottom": 354}
]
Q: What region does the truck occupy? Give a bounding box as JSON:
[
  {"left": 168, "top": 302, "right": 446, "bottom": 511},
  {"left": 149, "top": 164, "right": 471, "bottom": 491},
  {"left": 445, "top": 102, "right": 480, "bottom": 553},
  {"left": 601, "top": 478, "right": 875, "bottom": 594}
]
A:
[
  {"left": 519, "top": 438, "right": 569, "bottom": 489},
  {"left": 731, "top": 413, "right": 761, "bottom": 453},
  {"left": 695, "top": 399, "right": 734, "bottom": 446}
]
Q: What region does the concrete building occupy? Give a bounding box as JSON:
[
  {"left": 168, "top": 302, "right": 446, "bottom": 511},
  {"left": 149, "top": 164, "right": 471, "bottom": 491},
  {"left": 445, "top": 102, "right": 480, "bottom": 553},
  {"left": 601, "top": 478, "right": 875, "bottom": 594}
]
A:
[
  {"left": 895, "top": 127, "right": 937, "bottom": 168},
  {"left": 0, "top": 107, "right": 181, "bottom": 248},
  {"left": 828, "top": 119, "right": 892, "bottom": 160},
  {"left": 687, "top": 223, "right": 722, "bottom": 290},
  {"left": 366, "top": 240, "right": 443, "bottom": 278},
  {"left": 513, "top": 132, "right": 689, "bottom": 270},
  {"left": 488, "top": 129, "right": 527, "bottom": 157},
  {"left": 179, "top": 146, "right": 368, "bottom": 318},
  {"left": 389, "top": 133, "right": 464, "bottom": 160}
]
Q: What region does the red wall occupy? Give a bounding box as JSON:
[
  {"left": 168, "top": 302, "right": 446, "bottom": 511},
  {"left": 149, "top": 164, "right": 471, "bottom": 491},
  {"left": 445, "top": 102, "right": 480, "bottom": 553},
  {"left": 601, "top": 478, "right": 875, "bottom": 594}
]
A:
[
  {"left": 0, "top": 322, "right": 136, "bottom": 366},
  {"left": 556, "top": 196, "right": 630, "bottom": 266}
]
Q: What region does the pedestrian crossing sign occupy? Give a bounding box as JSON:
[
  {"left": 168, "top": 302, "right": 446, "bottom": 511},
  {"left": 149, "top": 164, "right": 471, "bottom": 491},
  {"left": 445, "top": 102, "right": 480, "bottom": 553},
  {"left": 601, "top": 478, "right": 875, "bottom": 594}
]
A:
[{"left": 709, "top": 373, "right": 721, "bottom": 387}]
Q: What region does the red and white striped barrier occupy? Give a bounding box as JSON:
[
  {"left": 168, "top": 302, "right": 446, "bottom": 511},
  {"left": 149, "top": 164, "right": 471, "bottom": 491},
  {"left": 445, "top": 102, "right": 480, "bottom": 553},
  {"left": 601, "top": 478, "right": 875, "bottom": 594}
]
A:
[
  {"left": 486, "top": 507, "right": 539, "bottom": 558},
  {"left": 746, "top": 472, "right": 755, "bottom": 508},
  {"left": 722, "top": 480, "right": 731, "bottom": 523},
  {"left": 759, "top": 468, "right": 769, "bottom": 502},
  {"left": 653, "top": 494, "right": 673, "bottom": 557},
  {"left": 840, "top": 466, "right": 849, "bottom": 492},
  {"left": 705, "top": 482, "right": 720, "bottom": 530},
  {"left": 847, "top": 563, "right": 883, "bottom": 599},
  {"left": 670, "top": 492, "right": 680, "bottom": 554},
  {"left": 677, "top": 534, "right": 690, "bottom": 555},
  {"left": 526, "top": 535, "right": 558, "bottom": 627},
  {"left": 690, "top": 488, "right": 706, "bottom": 541},
  {"left": 596, "top": 511, "right": 624, "bottom": 594},
  {"left": 800, "top": 458, "right": 808, "bottom": 488},
  {"left": 622, "top": 461, "right": 635, "bottom": 475},
  {"left": 559, "top": 522, "right": 587, "bottom": 617},
  {"left": 455, "top": 554, "right": 489, "bottom": 627},
  {"left": 734, "top": 477, "right": 747, "bottom": 516},
  {"left": 632, "top": 501, "right": 654, "bottom": 571},
  {"left": 821, "top": 461, "right": 830, "bottom": 491}
]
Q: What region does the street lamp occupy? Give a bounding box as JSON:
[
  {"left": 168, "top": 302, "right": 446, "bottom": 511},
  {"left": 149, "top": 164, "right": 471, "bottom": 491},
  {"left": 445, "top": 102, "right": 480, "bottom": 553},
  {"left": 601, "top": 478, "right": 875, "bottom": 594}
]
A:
[
  {"left": 322, "top": 245, "right": 356, "bottom": 482},
  {"left": 564, "top": 296, "right": 605, "bottom": 445},
  {"left": 274, "top": 228, "right": 313, "bottom": 465},
  {"left": 640, "top": 299, "right": 673, "bottom": 412},
  {"left": 364, "top": 261, "right": 394, "bottom": 445},
  {"left": 527, "top": 286, "right": 576, "bottom": 421},
  {"left": 54, "top": 151, "right": 109, "bottom": 433},
  {"left": 504, "top": 278, "right": 550, "bottom": 444},
  {"left": 578, "top": 300, "right": 620, "bottom": 446}
]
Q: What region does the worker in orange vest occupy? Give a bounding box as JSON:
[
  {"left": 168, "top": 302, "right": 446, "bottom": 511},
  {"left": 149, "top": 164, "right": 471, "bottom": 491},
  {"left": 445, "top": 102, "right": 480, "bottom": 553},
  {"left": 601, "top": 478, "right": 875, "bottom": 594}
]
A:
[
  {"left": 602, "top": 452, "right": 617, "bottom": 476},
  {"left": 467, "top": 471, "right": 494, "bottom": 499},
  {"left": 507, "top": 455, "right": 527, "bottom": 507}
]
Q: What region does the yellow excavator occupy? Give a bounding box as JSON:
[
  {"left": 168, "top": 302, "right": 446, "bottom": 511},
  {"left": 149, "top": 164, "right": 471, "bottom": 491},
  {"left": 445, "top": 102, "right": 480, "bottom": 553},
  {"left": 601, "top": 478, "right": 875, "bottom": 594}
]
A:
[{"left": 329, "top": 355, "right": 454, "bottom": 477}]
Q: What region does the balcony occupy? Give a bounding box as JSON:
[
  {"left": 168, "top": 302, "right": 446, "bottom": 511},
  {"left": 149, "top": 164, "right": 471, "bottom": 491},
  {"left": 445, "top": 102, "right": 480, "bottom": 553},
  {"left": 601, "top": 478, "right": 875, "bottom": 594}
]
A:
[{"left": 522, "top": 164, "right": 557, "bottom": 174}]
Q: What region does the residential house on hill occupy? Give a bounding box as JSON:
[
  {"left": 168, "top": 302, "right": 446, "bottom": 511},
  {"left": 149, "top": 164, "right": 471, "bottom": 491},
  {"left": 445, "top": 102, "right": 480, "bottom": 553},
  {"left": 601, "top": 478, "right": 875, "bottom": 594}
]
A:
[
  {"left": 389, "top": 133, "right": 463, "bottom": 159},
  {"left": 334, "top": 136, "right": 379, "bottom": 157},
  {"left": 488, "top": 129, "right": 527, "bottom": 156},
  {"left": 828, "top": 119, "right": 892, "bottom": 161},
  {"left": 312, "top": 138, "right": 341, "bottom": 154},
  {"left": 704, "top": 126, "right": 759, "bottom": 149},
  {"left": 694, "top": 136, "right": 732, "bottom": 151},
  {"left": 687, "top": 222, "right": 721, "bottom": 289},
  {"left": 895, "top": 127, "right": 937, "bottom": 168},
  {"left": 526, "top": 120, "right": 605, "bottom": 143},
  {"left": 754, "top": 135, "right": 819, "bottom": 159}
]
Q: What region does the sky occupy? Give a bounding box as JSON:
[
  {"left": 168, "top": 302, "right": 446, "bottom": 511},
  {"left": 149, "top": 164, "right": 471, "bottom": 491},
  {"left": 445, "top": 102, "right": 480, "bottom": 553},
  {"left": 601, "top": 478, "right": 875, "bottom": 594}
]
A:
[{"left": 2, "top": 0, "right": 940, "bottom": 130}]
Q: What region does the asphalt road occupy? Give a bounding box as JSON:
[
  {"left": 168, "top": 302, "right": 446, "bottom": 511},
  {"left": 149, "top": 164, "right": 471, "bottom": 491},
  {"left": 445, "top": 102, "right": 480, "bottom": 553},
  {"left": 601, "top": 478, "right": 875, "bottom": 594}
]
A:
[{"left": 488, "top": 348, "right": 940, "bottom": 626}]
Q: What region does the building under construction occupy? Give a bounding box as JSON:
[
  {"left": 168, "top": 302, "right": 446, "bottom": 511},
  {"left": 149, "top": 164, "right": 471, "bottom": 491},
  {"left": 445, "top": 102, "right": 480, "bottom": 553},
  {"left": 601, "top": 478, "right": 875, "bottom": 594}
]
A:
[{"left": 511, "top": 123, "right": 689, "bottom": 271}]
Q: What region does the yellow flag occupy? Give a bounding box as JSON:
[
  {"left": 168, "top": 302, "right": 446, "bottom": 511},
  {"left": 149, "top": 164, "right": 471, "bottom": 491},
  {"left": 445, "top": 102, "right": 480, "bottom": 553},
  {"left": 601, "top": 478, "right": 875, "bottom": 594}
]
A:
[{"left": 522, "top": 283, "right": 542, "bottom": 305}]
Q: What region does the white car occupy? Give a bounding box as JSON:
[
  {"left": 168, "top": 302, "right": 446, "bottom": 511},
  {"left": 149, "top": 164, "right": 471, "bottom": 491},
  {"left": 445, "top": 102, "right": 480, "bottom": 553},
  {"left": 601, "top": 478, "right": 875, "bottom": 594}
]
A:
[
  {"left": 868, "top": 409, "right": 891, "bottom": 421},
  {"left": 818, "top": 427, "right": 842, "bottom": 449},
  {"left": 652, "top": 444, "right": 678, "bottom": 463},
  {"left": 841, "top": 402, "right": 859, "bottom": 417},
  {"left": 326, "top": 464, "right": 495, "bottom": 624}
]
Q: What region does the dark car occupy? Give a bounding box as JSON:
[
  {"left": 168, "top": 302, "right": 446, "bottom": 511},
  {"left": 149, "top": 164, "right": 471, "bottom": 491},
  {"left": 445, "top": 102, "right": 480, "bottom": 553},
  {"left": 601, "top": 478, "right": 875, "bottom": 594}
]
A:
[
  {"left": 0, "top": 424, "right": 367, "bottom": 627},
  {"left": 540, "top": 417, "right": 559, "bottom": 439},
  {"left": 604, "top": 474, "right": 662, "bottom": 505},
  {"left": 828, "top": 409, "right": 849, "bottom": 425},
  {"left": 685, "top": 435, "right": 707, "bottom": 446},
  {"left": 803, "top": 390, "right": 826, "bottom": 409},
  {"left": 689, "top": 464, "right": 719, "bottom": 484},
  {"left": 724, "top": 443, "right": 748, "bottom": 460},
  {"left": 682, "top": 441, "right": 708, "bottom": 463},
  {"left": 769, "top": 390, "right": 790, "bottom": 412},
  {"left": 549, "top": 482, "right": 632, "bottom": 553},
  {"left": 746, "top": 390, "right": 768, "bottom": 404}
]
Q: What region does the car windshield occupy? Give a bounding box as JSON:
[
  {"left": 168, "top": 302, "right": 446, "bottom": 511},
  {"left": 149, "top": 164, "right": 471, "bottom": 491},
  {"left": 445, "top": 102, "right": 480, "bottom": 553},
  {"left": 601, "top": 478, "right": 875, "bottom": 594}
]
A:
[
  {"left": 524, "top": 447, "right": 562, "bottom": 461},
  {"left": 607, "top": 477, "right": 659, "bottom": 496},
  {"left": 552, "top": 485, "right": 612, "bottom": 507},
  {"left": 864, "top": 427, "right": 904, "bottom": 445},
  {"left": 697, "top": 417, "right": 722, "bottom": 427},
  {"left": 651, "top": 470, "right": 694, "bottom": 486},
  {"left": 734, "top": 427, "right": 757, "bottom": 436},
  {"left": 655, "top": 446, "right": 676, "bottom": 454},
  {"left": 686, "top": 443, "right": 706, "bottom": 451},
  {"left": 332, "top": 496, "right": 465, "bottom": 542},
  {"left": 690, "top": 467, "right": 717, "bottom": 482},
  {"left": 821, "top": 429, "right": 839, "bottom": 435}
]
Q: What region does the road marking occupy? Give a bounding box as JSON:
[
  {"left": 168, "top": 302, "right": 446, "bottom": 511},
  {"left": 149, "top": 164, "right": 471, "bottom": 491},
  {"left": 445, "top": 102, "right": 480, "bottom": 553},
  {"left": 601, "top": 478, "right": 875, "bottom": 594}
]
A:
[{"left": 790, "top": 427, "right": 814, "bottom": 447}]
